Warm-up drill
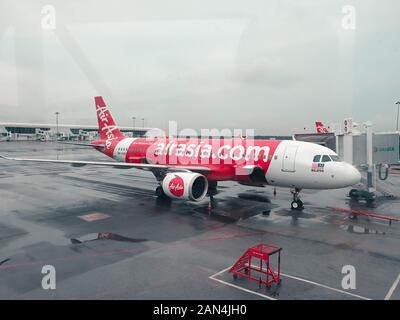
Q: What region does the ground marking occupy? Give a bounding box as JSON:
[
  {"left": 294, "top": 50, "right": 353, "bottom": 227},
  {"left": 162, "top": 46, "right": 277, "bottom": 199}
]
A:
[
  {"left": 210, "top": 265, "right": 372, "bottom": 300},
  {"left": 280, "top": 272, "right": 370, "bottom": 300},
  {"left": 384, "top": 273, "right": 400, "bottom": 300},
  {"left": 209, "top": 266, "right": 277, "bottom": 300},
  {"left": 78, "top": 212, "right": 111, "bottom": 222}
]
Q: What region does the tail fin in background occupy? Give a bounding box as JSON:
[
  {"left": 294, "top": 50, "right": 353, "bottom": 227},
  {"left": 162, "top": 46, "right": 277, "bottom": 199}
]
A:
[
  {"left": 315, "top": 121, "right": 329, "bottom": 133},
  {"left": 94, "top": 96, "right": 125, "bottom": 141}
]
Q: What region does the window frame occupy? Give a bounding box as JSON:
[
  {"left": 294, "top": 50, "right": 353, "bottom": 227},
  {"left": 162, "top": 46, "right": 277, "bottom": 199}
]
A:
[
  {"left": 313, "top": 155, "right": 321, "bottom": 163},
  {"left": 321, "top": 155, "right": 332, "bottom": 162},
  {"left": 329, "top": 155, "right": 341, "bottom": 162}
]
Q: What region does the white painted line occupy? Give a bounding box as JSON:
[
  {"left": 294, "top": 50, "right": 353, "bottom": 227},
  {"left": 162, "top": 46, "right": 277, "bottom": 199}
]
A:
[
  {"left": 210, "top": 276, "right": 277, "bottom": 300},
  {"left": 209, "top": 266, "right": 277, "bottom": 300},
  {"left": 210, "top": 265, "right": 371, "bottom": 300},
  {"left": 209, "top": 266, "right": 231, "bottom": 279},
  {"left": 280, "top": 272, "right": 371, "bottom": 300},
  {"left": 385, "top": 273, "right": 400, "bottom": 300}
]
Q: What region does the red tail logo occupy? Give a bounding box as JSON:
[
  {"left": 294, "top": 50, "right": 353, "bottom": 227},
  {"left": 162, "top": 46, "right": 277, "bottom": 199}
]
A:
[
  {"left": 168, "top": 176, "right": 184, "bottom": 197},
  {"left": 94, "top": 96, "right": 125, "bottom": 144},
  {"left": 315, "top": 121, "right": 329, "bottom": 133}
]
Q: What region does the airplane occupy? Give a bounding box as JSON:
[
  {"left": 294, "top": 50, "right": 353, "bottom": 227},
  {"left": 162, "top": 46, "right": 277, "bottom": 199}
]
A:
[
  {"left": 0, "top": 96, "right": 361, "bottom": 210},
  {"left": 315, "top": 121, "right": 330, "bottom": 133},
  {"left": 0, "top": 132, "right": 11, "bottom": 142}
]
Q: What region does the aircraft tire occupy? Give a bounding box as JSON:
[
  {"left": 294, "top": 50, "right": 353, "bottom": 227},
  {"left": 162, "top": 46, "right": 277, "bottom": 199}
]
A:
[
  {"left": 291, "top": 200, "right": 304, "bottom": 210},
  {"left": 155, "top": 186, "right": 166, "bottom": 198}
]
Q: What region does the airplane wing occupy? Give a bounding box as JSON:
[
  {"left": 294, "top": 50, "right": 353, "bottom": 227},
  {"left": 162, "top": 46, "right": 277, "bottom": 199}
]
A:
[{"left": 0, "top": 155, "right": 211, "bottom": 172}]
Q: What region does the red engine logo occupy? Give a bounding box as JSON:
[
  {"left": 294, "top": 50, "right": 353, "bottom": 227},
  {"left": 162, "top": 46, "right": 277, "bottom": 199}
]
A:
[{"left": 168, "top": 176, "right": 184, "bottom": 197}]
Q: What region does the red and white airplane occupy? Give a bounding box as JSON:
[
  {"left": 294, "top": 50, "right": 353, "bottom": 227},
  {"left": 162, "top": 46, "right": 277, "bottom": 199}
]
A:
[{"left": 0, "top": 97, "right": 361, "bottom": 210}]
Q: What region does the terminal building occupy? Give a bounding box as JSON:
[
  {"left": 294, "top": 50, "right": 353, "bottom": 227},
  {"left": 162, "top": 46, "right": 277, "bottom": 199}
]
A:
[
  {"left": 0, "top": 123, "right": 150, "bottom": 141},
  {"left": 0, "top": 122, "right": 293, "bottom": 142}
]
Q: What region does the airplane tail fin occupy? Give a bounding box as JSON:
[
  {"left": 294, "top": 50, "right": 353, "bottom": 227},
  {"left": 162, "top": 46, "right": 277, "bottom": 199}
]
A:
[
  {"left": 94, "top": 96, "right": 125, "bottom": 141},
  {"left": 315, "top": 121, "right": 329, "bottom": 133}
]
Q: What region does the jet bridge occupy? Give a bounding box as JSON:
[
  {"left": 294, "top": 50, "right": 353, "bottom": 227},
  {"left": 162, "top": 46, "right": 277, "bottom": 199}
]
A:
[{"left": 337, "top": 119, "right": 399, "bottom": 199}]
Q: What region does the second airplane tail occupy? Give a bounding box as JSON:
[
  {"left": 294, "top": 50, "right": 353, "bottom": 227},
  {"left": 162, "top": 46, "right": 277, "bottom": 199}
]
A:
[{"left": 315, "top": 121, "right": 329, "bottom": 133}]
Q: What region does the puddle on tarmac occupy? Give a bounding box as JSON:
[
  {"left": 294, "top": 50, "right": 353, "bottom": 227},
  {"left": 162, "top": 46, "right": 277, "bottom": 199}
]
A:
[
  {"left": 71, "top": 232, "right": 147, "bottom": 244},
  {"left": 238, "top": 193, "right": 271, "bottom": 203},
  {"left": 274, "top": 209, "right": 316, "bottom": 219},
  {"left": 193, "top": 207, "right": 238, "bottom": 223},
  {"left": 0, "top": 258, "right": 11, "bottom": 266},
  {"left": 340, "top": 224, "right": 386, "bottom": 235}
]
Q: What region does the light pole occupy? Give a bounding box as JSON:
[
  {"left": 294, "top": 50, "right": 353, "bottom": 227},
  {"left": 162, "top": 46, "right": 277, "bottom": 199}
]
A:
[
  {"left": 396, "top": 101, "right": 400, "bottom": 132},
  {"left": 132, "top": 117, "right": 136, "bottom": 136},
  {"left": 142, "top": 118, "right": 145, "bottom": 128},
  {"left": 55, "top": 112, "right": 60, "bottom": 140}
]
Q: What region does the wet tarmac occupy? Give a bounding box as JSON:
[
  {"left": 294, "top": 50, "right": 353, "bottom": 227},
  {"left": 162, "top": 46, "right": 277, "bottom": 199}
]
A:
[{"left": 0, "top": 141, "right": 399, "bottom": 300}]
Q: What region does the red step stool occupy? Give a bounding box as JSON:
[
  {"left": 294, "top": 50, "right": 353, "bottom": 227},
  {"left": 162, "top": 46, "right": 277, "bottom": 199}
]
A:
[{"left": 229, "top": 243, "right": 282, "bottom": 288}]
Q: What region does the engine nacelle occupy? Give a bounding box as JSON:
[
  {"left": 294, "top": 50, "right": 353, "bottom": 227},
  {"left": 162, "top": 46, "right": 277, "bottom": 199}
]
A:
[{"left": 162, "top": 172, "right": 208, "bottom": 202}]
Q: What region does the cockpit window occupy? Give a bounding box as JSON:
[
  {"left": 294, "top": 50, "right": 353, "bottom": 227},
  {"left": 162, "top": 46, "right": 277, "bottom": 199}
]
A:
[
  {"left": 321, "top": 155, "right": 331, "bottom": 162},
  {"left": 313, "top": 154, "right": 339, "bottom": 162},
  {"left": 313, "top": 155, "right": 321, "bottom": 162},
  {"left": 330, "top": 155, "right": 341, "bottom": 162}
]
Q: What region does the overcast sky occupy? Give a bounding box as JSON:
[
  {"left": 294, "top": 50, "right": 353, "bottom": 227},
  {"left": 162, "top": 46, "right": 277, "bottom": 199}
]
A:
[{"left": 0, "top": 0, "right": 399, "bottom": 135}]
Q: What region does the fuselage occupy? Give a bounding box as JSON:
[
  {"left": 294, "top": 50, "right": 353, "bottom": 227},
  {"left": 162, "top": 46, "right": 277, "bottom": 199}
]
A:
[{"left": 91, "top": 137, "right": 361, "bottom": 190}]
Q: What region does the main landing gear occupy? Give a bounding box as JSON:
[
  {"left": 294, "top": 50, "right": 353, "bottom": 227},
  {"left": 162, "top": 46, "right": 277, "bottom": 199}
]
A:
[
  {"left": 207, "top": 181, "right": 218, "bottom": 211},
  {"left": 155, "top": 185, "right": 172, "bottom": 207},
  {"left": 207, "top": 181, "right": 218, "bottom": 201},
  {"left": 290, "top": 188, "right": 304, "bottom": 210},
  {"left": 155, "top": 185, "right": 166, "bottom": 198}
]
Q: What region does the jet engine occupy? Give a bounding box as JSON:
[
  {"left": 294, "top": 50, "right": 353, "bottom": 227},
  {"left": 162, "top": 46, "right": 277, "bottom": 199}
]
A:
[{"left": 162, "top": 172, "right": 208, "bottom": 202}]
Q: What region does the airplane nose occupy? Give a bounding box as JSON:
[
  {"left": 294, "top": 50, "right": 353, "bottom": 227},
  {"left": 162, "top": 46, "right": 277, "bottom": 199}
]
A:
[{"left": 346, "top": 164, "right": 361, "bottom": 186}]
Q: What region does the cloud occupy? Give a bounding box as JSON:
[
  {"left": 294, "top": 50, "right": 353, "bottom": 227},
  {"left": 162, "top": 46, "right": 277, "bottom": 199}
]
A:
[
  {"left": 235, "top": 56, "right": 300, "bottom": 87},
  {"left": 0, "top": 0, "right": 400, "bottom": 134}
]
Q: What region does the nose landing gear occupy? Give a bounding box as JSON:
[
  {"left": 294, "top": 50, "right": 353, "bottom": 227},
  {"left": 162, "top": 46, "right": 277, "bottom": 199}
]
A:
[{"left": 290, "top": 188, "right": 304, "bottom": 210}]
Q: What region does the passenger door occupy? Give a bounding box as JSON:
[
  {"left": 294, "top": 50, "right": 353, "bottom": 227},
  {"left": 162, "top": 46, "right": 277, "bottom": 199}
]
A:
[{"left": 282, "top": 145, "right": 298, "bottom": 172}]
